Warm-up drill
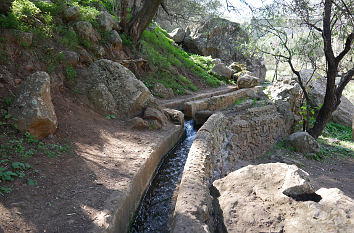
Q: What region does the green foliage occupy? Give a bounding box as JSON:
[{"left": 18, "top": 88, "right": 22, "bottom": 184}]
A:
[
  {"left": 0, "top": 99, "right": 72, "bottom": 195},
  {"left": 0, "top": 13, "right": 19, "bottom": 29},
  {"left": 322, "top": 122, "right": 352, "bottom": 141},
  {"left": 105, "top": 115, "right": 116, "bottom": 120},
  {"left": 140, "top": 25, "right": 224, "bottom": 95},
  {"left": 65, "top": 66, "right": 77, "bottom": 81},
  {"left": 121, "top": 33, "right": 134, "bottom": 48},
  {"left": 56, "top": 26, "right": 79, "bottom": 48},
  {"left": 233, "top": 97, "right": 249, "bottom": 105},
  {"left": 72, "top": 2, "right": 99, "bottom": 24},
  {"left": 274, "top": 139, "right": 295, "bottom": 151}
]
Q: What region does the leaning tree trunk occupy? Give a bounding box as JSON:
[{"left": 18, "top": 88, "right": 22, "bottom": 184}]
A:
[{"left": 126, "top": 0, "right": 163, "bottom": 43}]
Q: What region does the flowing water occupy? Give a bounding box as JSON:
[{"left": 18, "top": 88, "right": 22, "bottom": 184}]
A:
[{"left": 129, "top": 119, "right": 197, "bottom": 233}]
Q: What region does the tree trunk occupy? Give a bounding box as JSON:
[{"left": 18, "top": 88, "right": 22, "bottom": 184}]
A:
[
  {"left": 126, "top": 0, "right": 163, "bottom": 43},
  {"left": 307, "top": 69, "right": 337, "bottom": 138},
  {"left": 120, "top": 0, "right": 129, "bottom": 31}
]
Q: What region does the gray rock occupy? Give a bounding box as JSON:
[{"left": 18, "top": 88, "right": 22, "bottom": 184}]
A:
[
  {"left": 61, "top": 50, "right": 79, "bottom": 66},
  {"left": 109, "top": 30, "right": 122, "bottom": 49},
  {"left": 93, "top": 45, "right": 105, "bottom": 57},
  {"left": 237, "top": 74, "right": 260, "bottom": 89},
  {"left": 85, "top": 59, "right": 151, "bottom": 118},
  {"left": 288, "top": 131, "right": 320, "bottom": 153},
  {"left": 163, "top": 108, "right": 184, "bottom": 125},
  {"left": 213, "top": 163, "right": 354, "bottom": 233},
  {"left": 129, "top": 117, "right": 149, "bottom": 130},
  {"left": 182, "top": 18, "right": 266, "bottom": 81},
  {"left": 74, "top": 21, "right": 99, "bottom": 43},
  {"left": 63, "top": 6, "right": 79, "bottom": 22},
  {"left": 78, "top": 48, "right": 93, "bottom": 64},
  {"left": 9, "top": 72, "right": 57, "bottom": 138},
  {"left": 87, "top": 83, "right": 116, "bottom": 115},
  {"left": 152, "top": 83, "right": 174, "bottom": 99},
  {"left": 97, "top": 11, "right": 114, "bottom": 31},
  {"left": 144, "top": 107, "right": 168, "bottom": 126},
  {"left": 212, "top": 63, "right": 233, "bottom": 79},
  {"left": 168, "top": 28, "right": 185, "bottom": 43}
]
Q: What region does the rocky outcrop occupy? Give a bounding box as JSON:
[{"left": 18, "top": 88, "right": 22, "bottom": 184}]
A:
[
  {"left": 288, "top": 131, "right": 320, "bottom": 153},
  {"left": 168, "top": 28, "right": 185, "bottom": 43},
  {"left": 213, "top": 163, "right": 354, "bottom": 233},
  {"left": 10, "top": 72, "right": 58, "bottom": 138},
  {"left": 82, "top": 59, "right": 152, "bottom": 118},
  {"left": 182, "top": 18, "right": 266, "bottom": 81}
]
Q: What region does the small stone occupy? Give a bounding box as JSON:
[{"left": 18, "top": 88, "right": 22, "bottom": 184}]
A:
[
  {"left": 144, "top": 107, "right": 167, "bottom": 126},
  {"left": 25, "top": 64, "right": 34, "bottom": 72},
  {"left": 129, "top": 117, "right": 149, "bottom": 130},
  {"left": 61, "top": 50, "right": 79, "bottom": 66}
]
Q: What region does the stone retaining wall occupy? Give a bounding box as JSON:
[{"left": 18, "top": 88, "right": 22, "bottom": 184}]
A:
[{"left": 172, "top": 105, "right": 287, "bottom": 233}]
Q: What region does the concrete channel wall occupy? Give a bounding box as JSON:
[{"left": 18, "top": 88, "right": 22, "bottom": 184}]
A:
[
  {"left": 89, "top": 124, "right": 184, "bottom": 233},
  {"left": 172, "top": 105, "right": 287, "bottom": 232}
]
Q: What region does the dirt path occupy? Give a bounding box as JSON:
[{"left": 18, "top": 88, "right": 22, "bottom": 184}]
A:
[{"left": 0, "top": 91, "right": 183, "bottom": 233}]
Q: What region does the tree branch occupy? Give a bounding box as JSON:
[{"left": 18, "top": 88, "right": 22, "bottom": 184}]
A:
[
  {"left": 335, "top": 32, "right": 354, "bottom": 63},
  {"left": 335, "top": 66, "right": 354, "bottom": 108}
]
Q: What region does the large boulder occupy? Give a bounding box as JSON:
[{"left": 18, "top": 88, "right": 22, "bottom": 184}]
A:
[
  {"left": 213, "top": 163, "right": 354, "bottom": 233},
  {"left": 212, "top": 63, "right": 233, "bottom": 79},
  {"left": 168, "top": 28, "right": 185, "bottom": 43},
  {"left": 182, "top": 18, "right": 266, "bottom": 81},
  {"left": 300, "top": 69, "right": 354, "bottom": 127},
  {"left": 10, "top": 72, "right": 58, "bottom": 138},
  {"left": 288, "top": 131, "right": 320, "bottom": 153},
  {"left": 84, "top": 59, "right": 152, "bottom": 118}
]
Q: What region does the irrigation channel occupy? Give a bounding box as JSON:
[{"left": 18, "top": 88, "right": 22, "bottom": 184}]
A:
[{"left": 130, "top": 119, "right": 197, "bottom": 233}]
